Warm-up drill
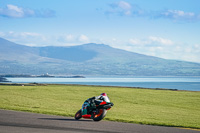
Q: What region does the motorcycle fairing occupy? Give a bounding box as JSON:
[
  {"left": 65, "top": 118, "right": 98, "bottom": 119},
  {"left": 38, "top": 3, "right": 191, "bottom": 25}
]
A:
[
  {"left": 81, "top": 102, "right": 90, "bottom": 115},
  {"left": 82, "top": 114, "right": 91, "bottom": 119}
]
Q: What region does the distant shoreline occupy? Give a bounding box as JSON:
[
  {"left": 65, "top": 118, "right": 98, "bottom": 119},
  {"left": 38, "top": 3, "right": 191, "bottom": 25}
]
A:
[
  {"left": 2, "top": 76, "right": 200, "bottom": 91},
  {"left": 1, "top": 82, "right": 199, "bottom": 92}
]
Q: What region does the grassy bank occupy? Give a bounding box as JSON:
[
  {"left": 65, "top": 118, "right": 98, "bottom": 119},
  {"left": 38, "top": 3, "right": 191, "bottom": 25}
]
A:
[{"left": 0, "top": 84, "right": 199, "bottom": 129}]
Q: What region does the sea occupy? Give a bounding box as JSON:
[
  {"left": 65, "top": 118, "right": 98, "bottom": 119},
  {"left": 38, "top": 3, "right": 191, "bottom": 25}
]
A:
[{"left": 7, "top": 76, "right": 200, "bottom": 91}]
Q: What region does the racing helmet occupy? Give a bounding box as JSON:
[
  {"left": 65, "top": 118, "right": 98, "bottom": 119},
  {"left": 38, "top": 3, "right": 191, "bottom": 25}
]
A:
[
  {"left": 100, "top": 93, "right": 110, "bottom": 102},
  {"left": 101, "top": 93, "right": 107, "bottom": 96}
]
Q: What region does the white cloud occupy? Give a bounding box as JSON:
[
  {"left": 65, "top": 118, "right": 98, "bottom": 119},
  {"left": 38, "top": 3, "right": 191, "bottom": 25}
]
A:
[
  {"left": 162, "top": 10, "right": 194, "bottom": 18},
  {"left": 106, "top": 1, "right": 134, "bottom": 16},
  {"left": 105, "top": 2, "right": 200, "bottom": 22},
  {"left": 148, "top": 36, "right": 173, "bottom": 45},
  {"left": 159, "top": 9, "right": 200, "bottom": 22},
  {"left": 65, "top": 34, "right": 74, "bottom": 41},
  {"left": 0, "top": 4, "right": 55, "bottom": 18},
  {"left": 122, "top": 43, "right": 200, "bottom": 63},
  {"left": 0, "top": 32, "right": 5, "bottom": 36},
  {"left": 0, "top": 31, "right": 47, "bottom": 46},
  {"left": 175, "top": 45, "right": 200, "bottom": 63},
  {"left": 0, "top": 4, "right": 25, "bottom": 18},
  {"left": 7, "top": 5, "right": 22, "bottom": 13},
  {"left": 57, "top": 34, "right": 75, "bottom": 43},
  {"left": 1, "top": 31, "right": 44, "bottom": 39},
  {"left": 129, "top": 36, "right": 173, "bottom": 46},
  {"left": 0, "top": 31, "right": 92, "bottom": 47},
  {"left": 113, "top": 36, "right": 200, "bottom": 63},
  {"left": 118, "top": 1, "right": 131, "bottom": 10},
  {"left": 78, "top": 35, "right": 90, "bottom": 43},
  {"left": 129, "top": 38, "right": 148, "bottom": 45},
  {"left": 7, "top": 4, "right": 24, "bottom": 17},
  {"left": 129, "top": 38, "right": 140, "bottom": 45}
]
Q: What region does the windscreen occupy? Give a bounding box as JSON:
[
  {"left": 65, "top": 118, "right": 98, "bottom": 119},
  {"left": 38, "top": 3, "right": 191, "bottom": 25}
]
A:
[{"left": 104, "top": 96, "right": 110, "bottom": 102}]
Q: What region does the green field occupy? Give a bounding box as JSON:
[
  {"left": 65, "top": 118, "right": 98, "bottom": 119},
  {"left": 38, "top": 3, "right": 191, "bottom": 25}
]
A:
[{"left": 0, "top": 84, "right": 199, "bottom": 129}]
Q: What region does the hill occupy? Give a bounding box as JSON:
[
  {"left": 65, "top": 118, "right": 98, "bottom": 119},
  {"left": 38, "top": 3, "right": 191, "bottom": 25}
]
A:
[{"left": 0, "top": 37, "right": 200, "bottom": 76}]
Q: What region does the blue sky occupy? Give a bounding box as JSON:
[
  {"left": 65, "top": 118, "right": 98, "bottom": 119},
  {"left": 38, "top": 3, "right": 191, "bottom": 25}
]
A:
[{"left": 0, "top": 0, "right": 200, "bottom": 63}]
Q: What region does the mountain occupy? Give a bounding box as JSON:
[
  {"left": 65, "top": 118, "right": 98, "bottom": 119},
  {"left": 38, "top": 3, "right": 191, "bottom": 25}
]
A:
[{"left": 0, "top": 37, "right": 200, "bottom": 76}]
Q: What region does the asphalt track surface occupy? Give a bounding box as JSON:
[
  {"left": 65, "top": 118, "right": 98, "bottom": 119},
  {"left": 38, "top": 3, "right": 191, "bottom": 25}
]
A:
[{"left": 0, "top": 109, "right": 199, "bottom": 133}]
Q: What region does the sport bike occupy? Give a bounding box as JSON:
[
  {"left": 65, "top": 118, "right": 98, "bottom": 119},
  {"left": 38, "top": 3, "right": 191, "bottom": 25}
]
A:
[{"left": 75, "top": 97, "right": 114, "bottom": 121}]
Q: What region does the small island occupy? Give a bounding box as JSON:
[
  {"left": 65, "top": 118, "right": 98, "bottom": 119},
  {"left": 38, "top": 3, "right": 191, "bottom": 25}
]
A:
[{"left": 0, "top": 77, "right": 10, "bottom": 82}]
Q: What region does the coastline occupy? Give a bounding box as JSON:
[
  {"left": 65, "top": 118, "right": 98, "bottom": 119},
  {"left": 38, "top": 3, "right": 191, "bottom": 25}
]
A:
[
  {"left": 1, "top": 82, "right": 199, "bottom": 92},
  {"left": 2, "top": 76, "right": 200, "bottom": 91}
]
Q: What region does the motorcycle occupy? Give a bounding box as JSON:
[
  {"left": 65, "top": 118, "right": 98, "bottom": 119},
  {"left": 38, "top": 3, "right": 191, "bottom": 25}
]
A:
[{"left": 75, "top": 96, "right": 114, "bottom": 121}]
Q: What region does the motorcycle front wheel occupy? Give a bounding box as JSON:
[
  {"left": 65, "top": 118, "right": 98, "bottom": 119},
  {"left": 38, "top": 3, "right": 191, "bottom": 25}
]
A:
[
  {"left": 75, "top": 109, "right": 82, "bottom": 120},
  {"left": 93, "top": 109, "right": 107, "bottom": 121}
]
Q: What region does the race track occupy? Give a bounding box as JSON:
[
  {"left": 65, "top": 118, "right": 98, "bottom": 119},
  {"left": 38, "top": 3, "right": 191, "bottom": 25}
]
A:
[{"left": 0, "top": 109, "right": 199, "bottom": 133}]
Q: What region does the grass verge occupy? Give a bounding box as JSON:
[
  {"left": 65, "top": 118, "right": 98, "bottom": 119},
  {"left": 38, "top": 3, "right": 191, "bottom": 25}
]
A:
[{"left": 0, "top": 84, "right": 199, "bottom": 129}]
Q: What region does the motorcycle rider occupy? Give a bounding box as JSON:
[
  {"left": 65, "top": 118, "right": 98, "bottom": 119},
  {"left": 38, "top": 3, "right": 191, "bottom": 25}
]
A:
[{"left": 85, "top": 93, "right": 109, "bottom": 113}]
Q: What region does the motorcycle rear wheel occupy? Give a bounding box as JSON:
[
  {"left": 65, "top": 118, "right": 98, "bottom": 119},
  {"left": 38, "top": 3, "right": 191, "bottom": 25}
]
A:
[
  {"left": 93, "top": 109, "right": 107, "bottom": 121},
  {"left": 75, "top": 109, "right": 82, "bottom": 120}
]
